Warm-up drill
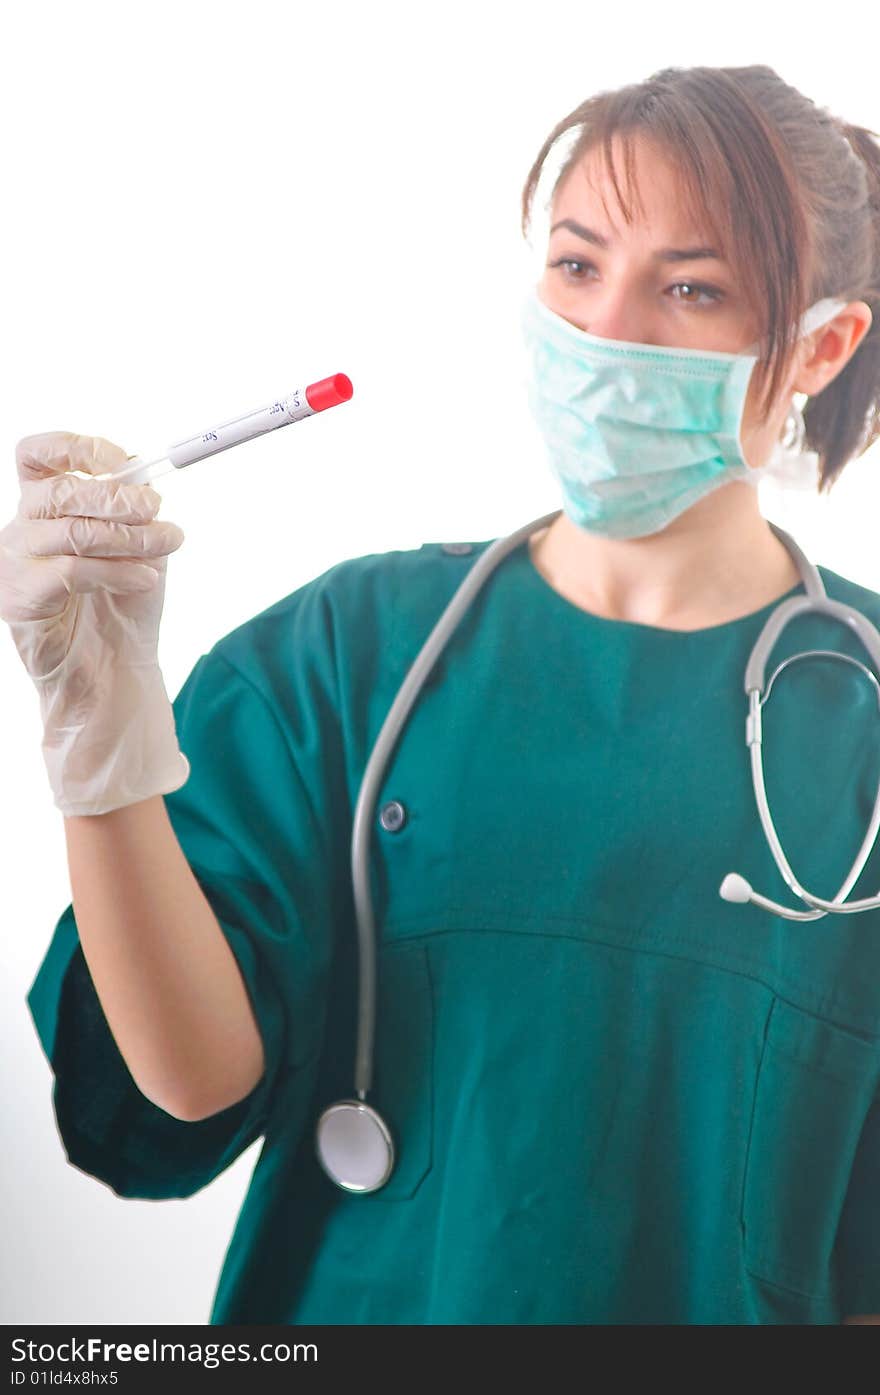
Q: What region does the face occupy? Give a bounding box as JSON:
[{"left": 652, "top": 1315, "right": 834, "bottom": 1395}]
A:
[{"left": 537, "top": 132, "right": 866, "bottom": 470}]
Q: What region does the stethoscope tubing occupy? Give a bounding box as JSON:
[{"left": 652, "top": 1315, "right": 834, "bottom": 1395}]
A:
[{"left": 349, "top": 509, "right": 562, "bottom": 1099}]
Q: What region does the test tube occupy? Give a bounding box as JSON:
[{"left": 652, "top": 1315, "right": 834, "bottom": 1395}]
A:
[{"left": 101, "top": 374, "right": 353, "bottom": 485}]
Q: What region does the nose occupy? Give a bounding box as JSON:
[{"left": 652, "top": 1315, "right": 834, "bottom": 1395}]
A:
[
  {"left": 583, "top": 301, "right": 648, "bottom": 344},
  {"left": 542, "top": 282, "right": 657, "bottom": 347}
]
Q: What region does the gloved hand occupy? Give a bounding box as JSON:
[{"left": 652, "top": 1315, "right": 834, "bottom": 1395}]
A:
[{"left": 0, "top": 431, "right": 191, "bottom": 816}]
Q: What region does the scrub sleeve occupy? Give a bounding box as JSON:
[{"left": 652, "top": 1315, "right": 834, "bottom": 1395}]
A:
[{"left": 26, "top": 573, "right": 350, "bottom": 1202}]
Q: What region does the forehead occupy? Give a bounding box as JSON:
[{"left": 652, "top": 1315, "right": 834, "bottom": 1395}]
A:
[{"left": 553, "top": 134, "right": 712, "bottom": 242}]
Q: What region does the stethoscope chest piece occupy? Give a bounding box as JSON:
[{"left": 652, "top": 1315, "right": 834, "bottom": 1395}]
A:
[{"left": 315, "top": 1100, "right": 396, "bottom": 1193}]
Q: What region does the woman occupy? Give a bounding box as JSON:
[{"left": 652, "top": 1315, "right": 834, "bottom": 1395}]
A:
[{"left": 6, "top": 63, "right": 880, "bottom": 1325}]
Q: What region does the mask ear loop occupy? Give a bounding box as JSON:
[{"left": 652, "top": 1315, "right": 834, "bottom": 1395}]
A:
[
  {"left": 757, "top": 296, "right": 847, "bottom": 491},
  {"left": 762, "top": 399, "right": 819, "bottom": 491}
]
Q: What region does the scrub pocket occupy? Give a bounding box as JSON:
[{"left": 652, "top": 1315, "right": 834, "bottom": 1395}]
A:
[
  {"left": 368, "top": 940, "right": 435, "bottom": 1200},
  {"left": 741, "top": 996, "right": 880, "bottom": 1298}
]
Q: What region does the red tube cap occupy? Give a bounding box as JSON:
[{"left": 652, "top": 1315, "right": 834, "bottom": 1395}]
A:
[{"left": 305, "top": 373, "right": 354, "bottom": 412}]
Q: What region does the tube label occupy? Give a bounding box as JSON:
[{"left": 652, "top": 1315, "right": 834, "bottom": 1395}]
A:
[{"left": 167, "top": 388, "right": 317, "bottom": 468}]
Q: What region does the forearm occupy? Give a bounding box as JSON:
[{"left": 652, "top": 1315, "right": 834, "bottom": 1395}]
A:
[{"left": 62, "top": 794, "right": 265, "bottom": 1120}]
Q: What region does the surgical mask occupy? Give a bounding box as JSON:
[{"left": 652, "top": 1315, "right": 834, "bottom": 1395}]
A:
[{"left": 519, "top": 285, "right": 847, "bottom": 539}]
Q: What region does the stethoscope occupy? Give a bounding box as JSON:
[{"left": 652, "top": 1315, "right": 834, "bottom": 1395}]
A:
[{"left": 314, "top": 509, "right": 880, "bottom": 1194}]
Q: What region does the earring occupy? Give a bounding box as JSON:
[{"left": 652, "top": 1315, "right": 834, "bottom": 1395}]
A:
[{"left": 780, "top": 401, "right": 807, "bottom": 453}]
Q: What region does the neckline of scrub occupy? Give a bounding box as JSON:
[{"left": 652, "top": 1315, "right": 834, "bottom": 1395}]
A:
[{"left": 513, "top": 535, "right": 811, "bottom": 640}]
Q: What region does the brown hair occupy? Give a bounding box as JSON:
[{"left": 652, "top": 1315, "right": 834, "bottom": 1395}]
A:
[{"left": 520, "top": 65, "right": 880, "bottom": 493}]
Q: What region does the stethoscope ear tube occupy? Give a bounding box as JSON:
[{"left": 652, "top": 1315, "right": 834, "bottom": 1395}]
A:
[{"left": 722, "top": 526, "right": 880, "bottom": 919}]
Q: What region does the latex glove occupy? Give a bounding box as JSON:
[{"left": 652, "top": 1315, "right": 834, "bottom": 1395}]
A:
[{"left": 0, "top": 431, "right": 190, "bottom": 815}]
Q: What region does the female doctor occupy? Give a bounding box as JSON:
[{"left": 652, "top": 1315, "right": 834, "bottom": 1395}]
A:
[{"left": 5, "top": 63, "right": 880, "bottom": 1326}]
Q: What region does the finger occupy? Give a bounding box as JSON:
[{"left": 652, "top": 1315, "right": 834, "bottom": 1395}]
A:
[
  {"left": 0, "top": 553, "right": 159, "bottom": 623},
  {"left": 52, "top": 555, "right": 163, "bottom": 596},
  {"left": 18, "top": 474, "right": 162, "bottom": 523},
  {"left": 17, "top": 515, "right": 185, "bottom": 560},
  {"left": 15, "top": 431, "right": 133, "bottom": 485}
]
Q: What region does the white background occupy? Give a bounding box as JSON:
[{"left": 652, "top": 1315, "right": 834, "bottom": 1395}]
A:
[{"left": 2, "top": 0, "right": 878, "bottom": 1324}]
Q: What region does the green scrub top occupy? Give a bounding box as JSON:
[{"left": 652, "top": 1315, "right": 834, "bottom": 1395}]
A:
[{"left": 26, "top": 529, "right": 880, "bottom": 1325}]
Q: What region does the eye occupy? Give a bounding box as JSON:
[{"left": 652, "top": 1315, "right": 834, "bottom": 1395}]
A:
[{"left": 548, "top": 257, "right": 724, "bottom": 309}]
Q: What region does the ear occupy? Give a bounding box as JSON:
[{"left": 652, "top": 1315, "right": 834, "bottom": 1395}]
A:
[{"left": 792, "top": 300, "right": 873, "bottom": 397}]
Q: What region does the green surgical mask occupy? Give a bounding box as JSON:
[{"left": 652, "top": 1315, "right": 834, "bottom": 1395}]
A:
[{"left": 520, "top": 285, "right": 846, "bottom": 539}]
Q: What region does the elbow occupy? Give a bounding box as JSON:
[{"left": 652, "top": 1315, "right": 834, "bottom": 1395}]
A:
[
  {"left": 134, "top": 1037, "right": 268, "bottom": 1122},
  {"left": 154, "top": 1065, "right": 267, "bottom": 1123},
  {"left": 133, "top": 1080, "right": 207, "bottom": 1123}
]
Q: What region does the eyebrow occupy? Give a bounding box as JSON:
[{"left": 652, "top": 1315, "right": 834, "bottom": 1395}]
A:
[{"left": 549, "top": 217, "right": 725, "bottom": 264}]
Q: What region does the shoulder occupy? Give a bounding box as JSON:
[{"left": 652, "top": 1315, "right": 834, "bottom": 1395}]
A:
[
  {"left": 817, "top": 563, "right": 880, "bottom": 624},
  {"left": 203, "top": 534, "right": 498, "bottom": 701}
]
